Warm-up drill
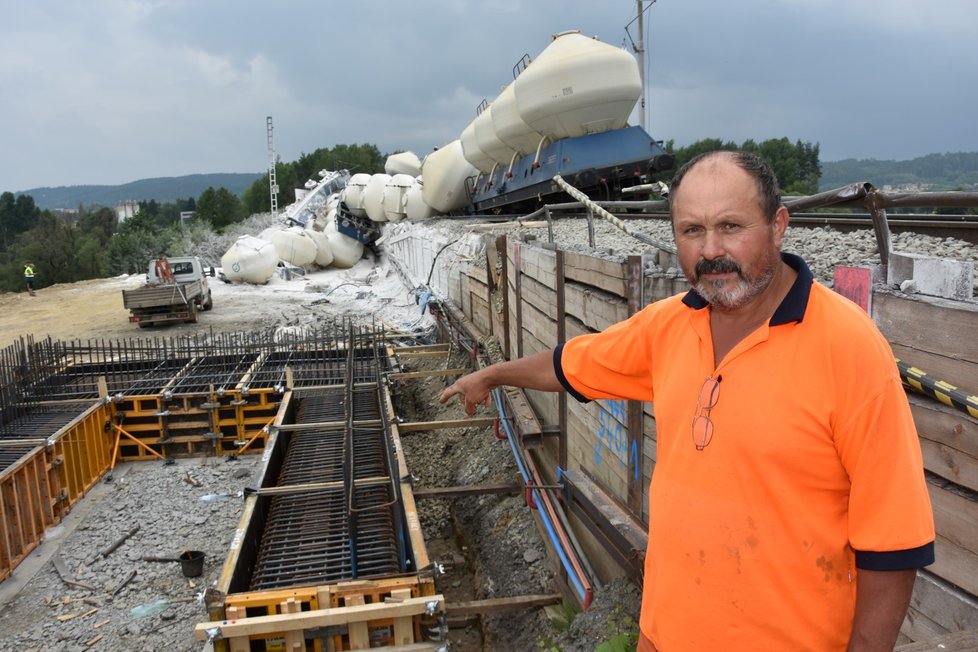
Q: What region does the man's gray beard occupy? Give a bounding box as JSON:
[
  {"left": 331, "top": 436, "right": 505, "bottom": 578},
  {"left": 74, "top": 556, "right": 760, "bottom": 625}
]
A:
[{"left": 694, "top": 259, "right": 777, "bottom": 311}]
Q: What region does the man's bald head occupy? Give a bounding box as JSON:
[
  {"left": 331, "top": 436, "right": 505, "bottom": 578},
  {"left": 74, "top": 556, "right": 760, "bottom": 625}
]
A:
[{"left": 669, "top": 151, "right": 783, "bottom": 223}]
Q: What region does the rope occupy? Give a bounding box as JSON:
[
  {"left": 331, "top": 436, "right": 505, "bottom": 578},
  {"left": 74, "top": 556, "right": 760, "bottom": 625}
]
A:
[{"left": 552, "top": 174, "right": 677, "bottom": 254}]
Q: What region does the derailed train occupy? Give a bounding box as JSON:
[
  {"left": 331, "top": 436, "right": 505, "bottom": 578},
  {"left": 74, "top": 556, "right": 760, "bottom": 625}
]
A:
[
  {"left": 337, "top": 30, "right": 674, "bottom": 244},
  {"left": 222, "top": 30, "right": 675, "bottom": 281}
]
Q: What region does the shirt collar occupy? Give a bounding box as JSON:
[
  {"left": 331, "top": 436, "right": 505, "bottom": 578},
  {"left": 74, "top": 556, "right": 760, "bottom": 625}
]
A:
[{"left": 681, "top": 252, "right": 813, "bottom": 325}]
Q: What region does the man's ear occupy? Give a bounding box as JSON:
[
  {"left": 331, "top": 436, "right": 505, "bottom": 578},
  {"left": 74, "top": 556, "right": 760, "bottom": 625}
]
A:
[{"left": 773, "top": 206, "right": 790, "bottom": 245}]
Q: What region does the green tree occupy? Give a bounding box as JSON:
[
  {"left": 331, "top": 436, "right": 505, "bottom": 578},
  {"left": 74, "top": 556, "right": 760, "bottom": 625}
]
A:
[
  {"left": 660, "top": 137, "right": 822, "bottom": 195},
  {"left": 77, "top": 207, "right": 117, "bottom": 246},
  {"left": 0, "top": 191, "right": 41, "bottom": 250},
  {"left": 195, "top": 187, "right": 244, "bottom": 229},
  {"left": 242, "top": 143, "right": 386, "bottom": 215}
]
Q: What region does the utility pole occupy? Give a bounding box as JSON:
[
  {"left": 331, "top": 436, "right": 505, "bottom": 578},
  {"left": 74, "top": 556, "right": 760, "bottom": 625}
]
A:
[
  {"left": 636, "top": 0, "right": 646, "bottom": 131},
  {"left": 629, "top": 0, "right": 657, "bottom": 131},
  {"left": 266, "top": 116, "right": 279, "bottom": 217}
]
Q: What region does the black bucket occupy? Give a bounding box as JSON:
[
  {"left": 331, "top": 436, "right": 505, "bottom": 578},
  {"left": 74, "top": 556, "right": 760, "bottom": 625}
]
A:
[{"left": 179, "top": 550, "right": 205, "bottom": 578}]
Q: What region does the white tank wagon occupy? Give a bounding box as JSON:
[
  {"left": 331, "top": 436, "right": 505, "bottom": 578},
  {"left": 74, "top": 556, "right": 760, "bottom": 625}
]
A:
[
  {"left": 362, "top": 173, "right": 391, "bottom": 223},
  {"left": 460, "top": 120, "right": 496, "bottom": 174},
  {"left": 491, "top": 80, "right": 544, "bottom": 157},
  {"left": 265, "top": 227, "right": 318, "bottom": 267},
  {"left": 384, "top": 151, "right": 422, "bottom": 177},
  {"left": 305, "top": 227, "right": 335, "bottom": 268},
  {"left": 341, "top": 173, "right": 371, "bottom": 217},
  {"left": 382, "top": 174, "right": 414, "bottom": 222},
  {"left": 221, "top": 235, "right": 278, "bottom": 284},
  {"left": 327, "top": 230, "right": 365, "bottom": 268},
  {"left": 421, "top": 139, "right": 479, "bottom": 213},
  {"left": 514, "top": 30, "right": 641, "bottom": 140},
  {"left": 473, "top": 102, "right": 517, "bottom": 168},
  {"left": 405, "top": 177, "right": 436, "bottom": 221}
]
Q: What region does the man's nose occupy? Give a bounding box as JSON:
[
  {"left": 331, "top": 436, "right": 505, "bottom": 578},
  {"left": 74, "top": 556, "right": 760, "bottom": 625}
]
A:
[{"left": 701, "top": 229, "right": 726, "bottom": 259}]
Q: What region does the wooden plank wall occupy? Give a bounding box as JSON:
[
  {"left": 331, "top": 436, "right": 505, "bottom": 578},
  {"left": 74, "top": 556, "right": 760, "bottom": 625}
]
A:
[{"left": 386, "top": 224, "right": 978, "bottom": 643}]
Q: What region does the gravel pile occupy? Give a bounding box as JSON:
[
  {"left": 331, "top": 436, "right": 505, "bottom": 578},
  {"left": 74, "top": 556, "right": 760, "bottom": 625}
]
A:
[
  {"left": 435, "top": 216, "right": 978, "bottom": 295},
  {"left": 0, "top": 456, "right": 259, "bottom": 652}
]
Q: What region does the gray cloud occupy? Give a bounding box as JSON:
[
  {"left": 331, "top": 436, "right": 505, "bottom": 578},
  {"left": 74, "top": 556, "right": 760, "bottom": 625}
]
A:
[{"left": 1, "top": 0, "right": 974, "bottom": 191}]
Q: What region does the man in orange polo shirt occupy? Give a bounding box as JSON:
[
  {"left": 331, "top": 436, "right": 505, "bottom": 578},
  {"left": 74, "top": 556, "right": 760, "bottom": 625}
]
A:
[{"left": 439, "top": 150, "right": 934, "bottom": 651}]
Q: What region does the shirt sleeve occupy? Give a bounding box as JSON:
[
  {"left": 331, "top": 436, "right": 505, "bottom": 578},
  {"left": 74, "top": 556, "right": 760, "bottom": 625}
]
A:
[
  {"left": 554, "top": 306, "right": 660, "bottom": 403},
  {"left": 837, "top": 371, "right": 936, "bottom": 569}
]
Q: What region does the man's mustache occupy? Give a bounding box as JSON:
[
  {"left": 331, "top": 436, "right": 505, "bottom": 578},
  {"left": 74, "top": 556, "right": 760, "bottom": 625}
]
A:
[{"left": 695, "top": 257, "right": 742, "bottom": 277}]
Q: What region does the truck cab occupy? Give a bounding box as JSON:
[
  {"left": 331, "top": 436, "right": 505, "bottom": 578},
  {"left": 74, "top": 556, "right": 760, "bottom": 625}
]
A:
[{"left": 146, "top": 256, "right": 215, "bottom": 311}]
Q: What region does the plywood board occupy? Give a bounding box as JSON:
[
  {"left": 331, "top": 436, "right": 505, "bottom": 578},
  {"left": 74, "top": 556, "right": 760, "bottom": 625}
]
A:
[
  {"left": 907, "top": 569, "right": 978, "bottom": 635},
  {"left": 520, "top": 274, "right": 559, "bottom": 322},
  {"left": 564, "top": 282, "right": 629, "bottom": 333},
  {"left": 644, "top": 275, "right": 689, "bottom": 304},
  {"left": 515, "top": 243, "right": 558, "bottom": 290},
  {"left": 563, "top": 251, "right": 627, "bottom": 297},
  {"left": 896, "top": 345, "right": 978, "bottom": 399},
  {"left": 873, "top": 292, "right": 978, "bottom": 366},
  {"left": 931, "top": 534, "right": 978, "bottom": 597}
]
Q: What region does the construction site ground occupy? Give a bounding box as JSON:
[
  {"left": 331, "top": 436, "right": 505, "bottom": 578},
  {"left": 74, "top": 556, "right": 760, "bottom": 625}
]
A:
[{"left": 0, "top": 253, "right": 641, "bottom": 651}]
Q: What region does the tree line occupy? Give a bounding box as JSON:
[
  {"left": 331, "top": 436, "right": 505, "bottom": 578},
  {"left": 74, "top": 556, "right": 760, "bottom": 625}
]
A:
[
  {"left": 0, "top": 144, "right": 386, "bottom": 294},
  {"left": 1, "top": 139, "right": 823, "bottom": 294},
  {"left": 656, "top": 137, "right": 822, "bottom": 195}
]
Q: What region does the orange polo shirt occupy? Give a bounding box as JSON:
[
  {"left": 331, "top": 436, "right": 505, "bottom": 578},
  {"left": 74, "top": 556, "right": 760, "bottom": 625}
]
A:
[{"left": 555, "top": 253, "right": 934, "bottom": 651}]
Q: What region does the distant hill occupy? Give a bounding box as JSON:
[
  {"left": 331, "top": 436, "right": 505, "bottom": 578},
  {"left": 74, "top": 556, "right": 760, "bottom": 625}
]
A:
[
  {"left": 820, "top": 152, "right": 978, "bottom": 192},
  {"left": 17, "top": 173, "right": 263, "bottom": 210}
]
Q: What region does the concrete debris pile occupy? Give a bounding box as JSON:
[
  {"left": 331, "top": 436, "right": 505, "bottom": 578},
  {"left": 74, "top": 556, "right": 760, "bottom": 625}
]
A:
[{"left": 0, "top": 457, "right": 258, "bottom": 652}]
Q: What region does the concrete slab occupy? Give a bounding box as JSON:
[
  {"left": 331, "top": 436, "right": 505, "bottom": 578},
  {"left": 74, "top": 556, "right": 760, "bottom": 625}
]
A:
[{"left": 888, "top": 251, "right": 975, "bottom": 301}]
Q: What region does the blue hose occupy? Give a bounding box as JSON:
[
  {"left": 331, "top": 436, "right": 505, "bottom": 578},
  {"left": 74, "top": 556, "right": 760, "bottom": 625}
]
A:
[{"left": 492, "top": 389, "right": 588, "bottom": 604}]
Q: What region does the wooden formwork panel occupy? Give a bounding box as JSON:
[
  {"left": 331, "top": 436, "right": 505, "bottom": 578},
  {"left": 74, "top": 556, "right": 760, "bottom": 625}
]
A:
[
  {"left": 202, "top": 577, "right": 441, "bottom": 651},
  {"left": 0, "top": 447, "right": 56, "bottom": 582},
  {"left": 110, "top": 388, "right": 277, "bottom": 460},
  {"left": 50, "top": 401, "right": 114, "bottom": 508}
]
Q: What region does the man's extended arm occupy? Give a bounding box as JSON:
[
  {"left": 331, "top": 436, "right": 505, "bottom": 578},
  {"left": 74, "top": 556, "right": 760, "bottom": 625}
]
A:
[
  {"left": 438, "top": 349, "right": 562, "bottom": 415},
  {"left": 847, "top": 568, "right": 916, "bottom": 652}
]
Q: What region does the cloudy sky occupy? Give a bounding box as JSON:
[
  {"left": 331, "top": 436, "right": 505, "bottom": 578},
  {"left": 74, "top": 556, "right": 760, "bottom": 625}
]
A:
[{"left": 1, "top": 0, "right": 975, "bottom": 191}]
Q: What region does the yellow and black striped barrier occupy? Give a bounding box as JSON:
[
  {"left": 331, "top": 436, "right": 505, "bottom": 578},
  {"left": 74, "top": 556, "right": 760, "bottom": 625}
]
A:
[{"left": 896, "top": 358, "right": 978, "bottom": 420}]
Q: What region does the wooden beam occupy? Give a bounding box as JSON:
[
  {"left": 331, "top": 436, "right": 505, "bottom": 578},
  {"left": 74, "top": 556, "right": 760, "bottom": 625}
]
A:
[
  {"left": 412, "top": 483, "right": 521, "bottom": 499},
  {"left": 274, "top": 419, "right": 382, "bottom": 432},
  {"left": 194, "top": 595, "right": 445, "bottom": 640},
  {"left": 391, "top": 343, "right": 450, "bottom": 354},
  {"left": 395, "top": 350, "right": 451, "bottom": 359},
  {"left": 895, "top": 629, "right": 978, "bottom": 651},
  {"left": 251, "top": 475, "right": 392, "bottom": 497},
  {"left": 445, "top": 593, "right": 563, "bottom": 617},
  {"left": 389, "top": 368, "right": 468, "bottom": 381},
  {"left": 397, "top": 417, "right": 495, "bottom": 433}
]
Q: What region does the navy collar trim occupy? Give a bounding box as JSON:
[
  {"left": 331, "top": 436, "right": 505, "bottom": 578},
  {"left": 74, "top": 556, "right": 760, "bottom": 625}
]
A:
[{"left": 680, "top": 253, "right": 813, "bottom": 325}]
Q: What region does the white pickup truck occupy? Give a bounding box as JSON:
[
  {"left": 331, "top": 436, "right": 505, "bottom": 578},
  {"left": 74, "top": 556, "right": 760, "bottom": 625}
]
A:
[{"left": 122, "top": 256, "right": 215, "bottom": 327}]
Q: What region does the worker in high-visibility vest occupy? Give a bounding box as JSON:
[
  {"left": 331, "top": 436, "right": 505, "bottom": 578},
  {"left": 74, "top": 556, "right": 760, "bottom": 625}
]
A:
[{"left": 23, "top": 262, "right": 35, "bottom": 296}]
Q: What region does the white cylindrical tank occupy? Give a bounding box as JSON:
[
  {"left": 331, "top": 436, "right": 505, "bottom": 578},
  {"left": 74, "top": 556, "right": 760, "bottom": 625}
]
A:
[
  {"left": 221, "top": 235, "right": 278, "bottom": 284},
  {"left": 492, "top": 81, "right": 544, "bottom": 155},
  {"left": 514, "top": 31, "right": 641, "bottom": 140},
  {"left": 405, "top": 177, "right": 436, "bottom": 221},
  {"left": 474, "top": 104, "right": 517, "bottom": 167},
  {"left": 362, "top": 173, "right": 391, "bottom": 223},
  {"left": 385, "top": 151, "right": 422, "bottom": 177},
  {"left": 342, "top": 173, "right": 371, "bottom": 217},
  {"left": 267, "top": 227, "right": 317, "bottom": 267},
  {"left": 326, "top": 231, "right": 364, "bottom": 269},
  {"left": 459, "top": 121, "right": 495, "bottom": 174},
  {"left": 421, "top": 140, "right": 479, "bottom": 213},
  {"left": 382, "top": 174, "right": 413, "bottom": 222},
  {"left": 306, "top": 228, "right": 335, "bottom": 267}
]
